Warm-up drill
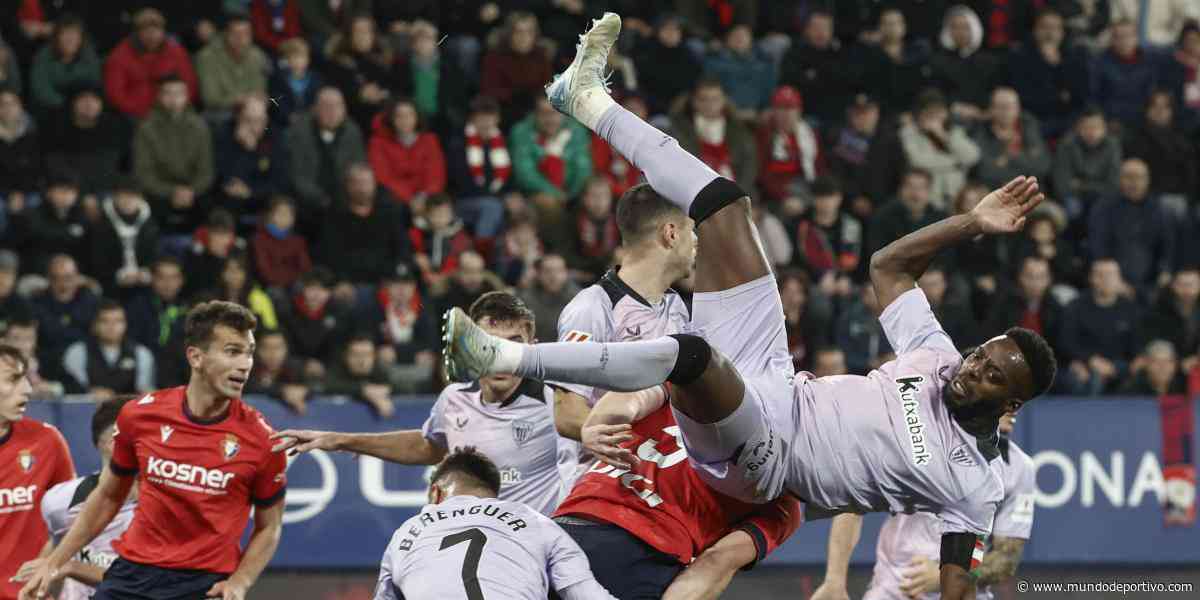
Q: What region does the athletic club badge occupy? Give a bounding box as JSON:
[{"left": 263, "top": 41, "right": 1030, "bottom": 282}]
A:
[
  {"left": 18, "top": 449, "right": 34, "bottom": 473},
  {"left": 222, "top": 434, "right": 241, "bottom": 460},
  {"left": 511, "top": 420, "right": 534, "bottom": 446}
]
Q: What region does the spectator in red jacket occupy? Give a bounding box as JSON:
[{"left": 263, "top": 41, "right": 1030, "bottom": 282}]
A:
[
  {"left": 591, "top": 93, "right": 647, "bottom": 199},
  {"left": 103, "top": 8, "right": 199, "bottom": 119},
  {"left": 250, "top": 0, "right": 302, "bottom": 53},
  {"left": 368, "top": 97, "right": 446, "bottom": 210},
  {"left": 480, "top": 11, "right": 554, "bottom": 126},
  {"left": 757, "top": 85, "right": 825, "bottom": 204},
  {"left": 252, "top": 195, "right": 311, "bottom": 291}
]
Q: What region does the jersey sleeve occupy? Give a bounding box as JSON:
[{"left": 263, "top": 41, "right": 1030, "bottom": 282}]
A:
[
  {"left": 545, "top": 517, "right": 598, "bottom": 593},
  {"left": 992, "top": 455, "right": 1036, "bottom": 540},
  {"left": 110, "top": 402, "right": 139, "bottom": 475},
  {"left": 372, "top": 532, "right": 402, "bottom": 600},
  {"left": 252, "top": 445, "right": 288, "bottom": 507},
  {"left": 549, "top": 289, "right": 611, "bottom": 403},
  {"left": 733, "top": 495, "right": 804, "bottom": 570},
  {"left": 878, "top": 287, "right": 958, "bottom": 356},
  {"left": 47, "top": 425, "right": 76, "bottom": 486},
  {"left": 939, "top": 478, "right": 1001, "bottom": 536},
  {"left": 40, "top": 481, "right": 72, "bottom": 542},
  {"left": 421, "top": 394, "right": 449, "bottom": 449}
]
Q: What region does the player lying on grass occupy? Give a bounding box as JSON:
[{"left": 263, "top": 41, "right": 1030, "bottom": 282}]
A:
[
  {"left": 443, "top": 12, "right": 1057, "bottom": 600},
  {"left": 373, "top": 447, "right": 617, "bottom": 600}
]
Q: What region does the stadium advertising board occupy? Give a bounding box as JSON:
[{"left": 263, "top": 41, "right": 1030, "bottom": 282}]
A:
[{"left": 29, "top": 396, "right": 1198, "bottom": 567}]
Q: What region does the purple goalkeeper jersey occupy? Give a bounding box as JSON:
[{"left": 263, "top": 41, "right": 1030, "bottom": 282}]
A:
[
  {"left": 788, "top": 288, "right": 1004, "bottom": 536},
  {"left": 865, "top": 440, "right": 1036, "bottom": 600}
]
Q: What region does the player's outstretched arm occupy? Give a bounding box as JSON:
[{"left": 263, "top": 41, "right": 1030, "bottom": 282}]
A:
[
  {"left": 974, "top": 537, "right": 1027, "bottom": 587},
  {"left": 662, "top": 529, "right": 758, "bottom": 600},
  {"left": 554, "top": 388, "right": 592, "bottom": 440},
  {"left": 580, "top": 387, "right": 667, "bottom": 469},
  {"left": 208, "top": 499, "right": 284, "bottom": 600},
  {"left": 271, "top": 429, "right": 447, "bottom": 465},
  {"left": 20, "top": 469, "right": 134, "bottom": 600},
  {"left": 811, "top": 513, "right": 864, "bottom": 600},
  {"left": 870, "top": 176, "right": 1042, "bottom": 313}
]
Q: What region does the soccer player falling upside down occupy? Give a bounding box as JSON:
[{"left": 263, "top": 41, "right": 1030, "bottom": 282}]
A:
[{"left": 445, "top": 12, "right": 1058, "bottom": 600}]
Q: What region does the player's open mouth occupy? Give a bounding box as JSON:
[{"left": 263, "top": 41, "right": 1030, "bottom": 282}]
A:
[
  {"left": 951, "top": 379, "right": 966, "bottom": 397},
  {"left": 228, "top": 375, "right": 247, "bottom": 387}
]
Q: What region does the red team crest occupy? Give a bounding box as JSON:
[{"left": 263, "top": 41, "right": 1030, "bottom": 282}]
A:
[
  {"left": 222, "top": 434, "right": 240, "bottom": 460},
  {"left": 17, "top": 449, "right": 34, "bottom": 473}
]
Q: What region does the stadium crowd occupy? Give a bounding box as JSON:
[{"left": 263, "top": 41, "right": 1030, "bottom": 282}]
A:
[{"left": 1, "top": 0, "right": 1199, "bottom": 417}]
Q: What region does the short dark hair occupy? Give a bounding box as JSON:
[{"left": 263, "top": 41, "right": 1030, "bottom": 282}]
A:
[
  {"left": 92, "top": 396, "right": 135, "bottom": 446},
  {"left": 469, "top": 292, "right": 535, "bottom": 325},
  {"left": 810, "top": 176, "right": 842, "bottom": 198},
  {"left": 152, "top": 255, "right": 183, "bottom": 274},
  {"left": 298, "top": 267, "right": 334, "bottom": 288},
  {"left": 615, "top": 184, "right": 685, "bottom": 245},
  {"left": 207, "top": 208, "right": 236, "bottom": 232},
  {"left": 344, "top": 333, "right": 375, "bottom": 350},
  {"left": 694, "top": 75, "right": 724, "bottom": 93},
  {"left": 0, "top": 344, "right": 26, "bottom": 375},
  {"left": 903, "top": 167, "right": 933, "bottom": 185},
  {"left": 1079, "top": 104, "right": 1106, "bottom": 121},
  {"left": 431, "top": 447, "right": 502, "bottom": 496},
  {"left": 469, "top": 95, "right": 500, "bottom": 115},
  {"left": 913, "top": 88, "right": 947, "bottom": 114},
  {"left": 427, "top": 193, "right": 453, "bottom": 210},
  {"left": 1005, "top": 327, "right": 1057, "bottom": 400},
  {"left": 184, "top": 301, "right": 257, "bottom": 349},
  {"left": 96, "top": 298, "right": 125, "bottom": 318},
  {"left": 266, "top": 194, "right": 295, "bottom": 215}
]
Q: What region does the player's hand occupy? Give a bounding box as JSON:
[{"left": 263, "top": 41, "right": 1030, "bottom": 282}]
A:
[
  {"left": 900, "top": 556, "right": 940, "bottom": 598},
  {"left": 271, "top": 429, "right": 340, "bottom": 454},
  {"left": 582, "top": 423, "right": 637, "bottom": 470},
  {"left": 207, "top": 578, "right": 247, "bottom": 600},
  {"left": 809, "top": 579, "right": 850, "bottom": 600},
  {"left": 16, "top": 561, "right": 59, "bottom": 600},
  {"left": 11, "top": 558, "right": 46, "bottom": 583},
  {"left": 970, "top": 176, "right": 1043, "bottom": 234}
]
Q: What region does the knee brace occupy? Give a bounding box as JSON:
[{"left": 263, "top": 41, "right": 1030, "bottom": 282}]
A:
[
  {"left": 667, "top": 334, "right": 713, "bottom": 386},
  {"left": 690, "top": 177, "right": 750, "bottom": 224}
]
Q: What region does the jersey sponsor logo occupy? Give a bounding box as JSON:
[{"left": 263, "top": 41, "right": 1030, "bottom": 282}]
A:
[
  {"left": 0, "top": 484, "right": 37, "bottom": 513},
  {"left": 499, "top": 467, "right": 522, "bottom": 485},
  {"left": 78, "top": 547, "right": 118, "bottom": 569},
  {"left": 563, "top": 330, "right": 592, "bottom": 342},
  {"left": 160, "top": 425, "right": 175, "bottom": 443},
  {"left": 895, "top": 376, "right": 932, "bottom": 467},
  {"left": 18, "top": 449, "right": 34, "bottom": 472},
  {"left": 137, "top": 394, "right": 155, "bottom": 404},
  {"left": 223, "top": 434, "right": 241, "bottom": 459},
  {"left": 146, "top": 455, "right": 236, "bottom": 494},
  {"left": 949, "top": 443, "right": 976, "bottom": 467},
  {"left": 511, "top": 420, "right": 534, "bottom": 446}
]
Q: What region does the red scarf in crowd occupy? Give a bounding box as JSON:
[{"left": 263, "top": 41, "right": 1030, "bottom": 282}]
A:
[
  {"left": 1161, "top": 373, "right": 1199, "bottom": 526},
  {"left": 292, "top": 294, "right": 326, "bottom": 321},
  {"left": 376, "top": 288, "right": 422, "bottom": 344},
  {"left": 465, "top": 124, "right": 511, "bottom": 192},
  {"left": 537, "top": 128, "right": 572, "bottom": 188}
]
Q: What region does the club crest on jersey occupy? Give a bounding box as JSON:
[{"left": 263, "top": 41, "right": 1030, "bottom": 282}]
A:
[
  {"left": 949, "top": 443, "right": 976, "bottom": 467},
  {"left": 563, "top": 330, "right": 592, "bottom": 342},
  {"left": 17, "top": 449, "right": 34, "bottom": 473},
  {"left": 222, "top": 434, "right": 241, "bottom": 459},
  {"left": 160, "top": 425, "right": 174, "bottom": 443},
  {"left": 511, "top": 420, "right": 534, "bottom": 446}
]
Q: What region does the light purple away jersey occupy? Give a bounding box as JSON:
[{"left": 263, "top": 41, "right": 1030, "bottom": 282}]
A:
[
  {"left": 374, "top": 495, "right": 598, "bottom": 600},
  {"left": 864, "top": 440, "right": 1036, "bottom": 600},
  {"left": 41, "top": 473, "right": 137, "bottom": 600},
  {"left": 789, "top": 288, "right": 1004, "bottom": 535},
  {"left": 423, "top": 379, "right": 578, "bottom": 516},
  {"left": 552, "top": 269, "right": 691, "bottom": 406}
]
